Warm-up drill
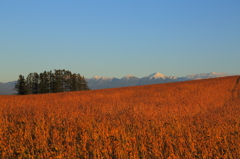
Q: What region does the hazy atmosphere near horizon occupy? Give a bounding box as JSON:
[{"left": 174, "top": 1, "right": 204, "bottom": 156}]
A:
[{"left": 1, "top": 1, "right": 240, "bottom": 83}]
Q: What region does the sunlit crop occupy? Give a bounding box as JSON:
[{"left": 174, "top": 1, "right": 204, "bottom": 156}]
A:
[{"left": 0, "top": 76, "right": 240, "bottom": 158}]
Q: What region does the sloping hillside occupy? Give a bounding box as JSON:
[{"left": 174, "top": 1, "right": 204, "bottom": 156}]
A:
[
  {"left": 0, "top": 76, "right": 239, "bottom": 158},
  {"left": 0, "top": 81, "right": 16, "bottom": 95}
]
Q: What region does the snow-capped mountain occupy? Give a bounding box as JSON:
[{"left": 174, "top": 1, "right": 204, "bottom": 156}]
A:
[
  {"left": 86, "top": 76, "right": 119, "bottom": 90},
  {"left": 145, "top": 72, "right": 170, "bottom": 80},
  {"left": 0, "top": 72, "right": 229, "bottom": 94},
  {"left": 86, "top": 72, "right": 229, "bottom": 90},
  {"left": 184, "top": 72, "right": 228, "bottom": 80},
  {"left": 122, "top": 75, "right": 137, "bottom": 80}
]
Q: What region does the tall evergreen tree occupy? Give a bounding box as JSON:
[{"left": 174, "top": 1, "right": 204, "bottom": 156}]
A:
[
  {"left": 42, "top": 71, "right": 50, "bottom": 93},
  {"left": 49, "top": 71, "right": 56, "bottom": 93},
  {"left": 39, "top": 73, "right": 43, "bottom": 94},
  {"left": 63, "top": 70, "right": 72, "bottom": 92},
  {"left": 71, "top": 73, "right": 78, "bottom": 91},
  {"left": 79, "top": 75, "right": 90, "bottom": 90},
  {"left": 32, "top": 73, "right": 39, "bottom": 94},
  {"left": 25, "top": 73, "right": 34, "bottom": 94},
  {"left": 54, "top": 69, "right": 62, "bottom": 92},
  {"left": 14, "top": 75, "right": 27, "bottom": 95}
]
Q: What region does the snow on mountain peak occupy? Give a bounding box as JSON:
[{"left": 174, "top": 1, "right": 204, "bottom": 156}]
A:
[
  {"left": 100, "top": 77, "right": 110, "bottom": 80},
  {"left": 211, "top": 72, "right": 217, "bottom": 74},
  {"left": 122, "top": 75, "right": 135, "bottom": 79},
  {"left": 125, "top": 75, "right": 134, "bottom": 77},
  {"left": 185, "top": 72, "right": 227, "bottom": 80},
  {"left": 100, "top": 77, "right": 116, "bottom": 81},
  {"left": 148, "top": 72, "right": 167, "bottom": 79},
  {"left": 91, "top": 76, "right": 112, "bottom": 79},
  {"left": 93, "top": 76, "right": 101, "bottom": 79}
]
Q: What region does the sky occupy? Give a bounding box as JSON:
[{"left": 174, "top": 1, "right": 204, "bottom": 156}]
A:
[{"left": 1, "top": 1, "right": 240, "bottom": 82}]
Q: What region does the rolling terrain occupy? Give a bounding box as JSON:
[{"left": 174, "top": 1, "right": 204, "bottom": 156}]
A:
[{"left": 0, "top": 76, "right": 240, "bottom": 158}]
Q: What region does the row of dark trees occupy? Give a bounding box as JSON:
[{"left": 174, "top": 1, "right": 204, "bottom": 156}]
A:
[{"left": 14, "top": 69, "right": 90, "bottom": 95}]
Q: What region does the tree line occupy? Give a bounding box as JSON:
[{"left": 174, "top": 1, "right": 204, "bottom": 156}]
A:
[{"left": 14, "top": 69, "right": 90, "bottom": 95}]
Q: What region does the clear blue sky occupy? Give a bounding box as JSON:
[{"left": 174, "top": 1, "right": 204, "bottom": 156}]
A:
[{"left": 1, "top": 1, "right": 240, "bottom": 82}]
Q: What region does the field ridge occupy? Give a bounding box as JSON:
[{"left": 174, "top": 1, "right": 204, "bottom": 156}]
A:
[{"left": 229, "top": 76, "right": 240, "bottom": 100}]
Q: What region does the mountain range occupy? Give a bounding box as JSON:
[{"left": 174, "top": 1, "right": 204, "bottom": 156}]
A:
[
  {"left": 0, "top": 81, "right": 17, "bottom": 95},
  {"left": 86, "top": 72, "right": 228, "bottom": 90},
  {"left": 0, "top": 72, "right": 228, "bottom": 95}
]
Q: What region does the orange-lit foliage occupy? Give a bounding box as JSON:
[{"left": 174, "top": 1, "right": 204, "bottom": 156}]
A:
[{"left": 0, "top": 76, "right": 240, "bottom": 158}]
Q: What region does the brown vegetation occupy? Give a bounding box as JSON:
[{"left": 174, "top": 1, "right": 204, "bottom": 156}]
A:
[{"left": 0, "top": 76, "right": 240, "bottom": 158}]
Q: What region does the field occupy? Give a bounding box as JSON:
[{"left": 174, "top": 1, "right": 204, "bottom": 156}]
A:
[{"left": 0, "top": 76, "right": 240, "bottom": 158}]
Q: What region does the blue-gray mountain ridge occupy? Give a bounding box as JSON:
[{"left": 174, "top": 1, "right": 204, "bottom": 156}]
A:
[
  {"left": 0, "top": 72, "right": 228, "bottom": 95},
  {"left": 86, "top": 72, "right": 227, "bottom": 90}
]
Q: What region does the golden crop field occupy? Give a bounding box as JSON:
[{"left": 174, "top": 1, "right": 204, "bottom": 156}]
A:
[{"left": 0, "top": 76, "right": 240, "bottom": 158}]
